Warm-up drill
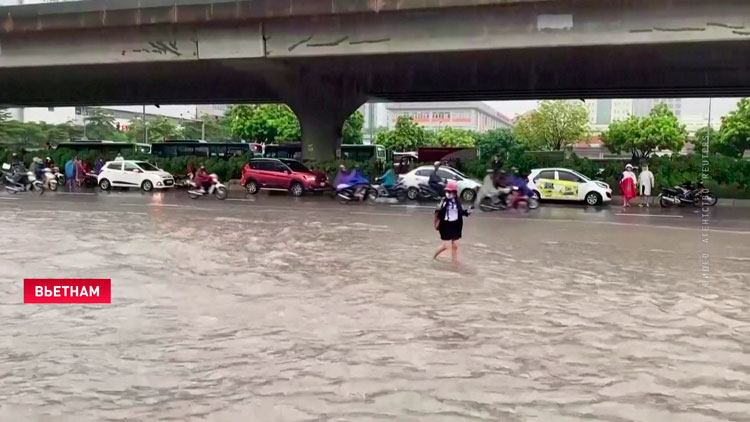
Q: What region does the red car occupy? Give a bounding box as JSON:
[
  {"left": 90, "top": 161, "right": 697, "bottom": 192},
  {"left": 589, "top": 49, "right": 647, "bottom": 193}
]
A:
[{"left": 241, "top": 158, "right": 330, "bottom": 197}]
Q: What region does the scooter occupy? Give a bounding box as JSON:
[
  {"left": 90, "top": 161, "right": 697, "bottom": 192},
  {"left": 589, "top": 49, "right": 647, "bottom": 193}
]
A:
[
  {"left": 42, "top": 168, "right": 58, "bottom": 191},
  {"left": 2, "top": 167, "right": 44, "bottom": 195},
  {"left": 407, "top": 183, "right": 445, "bottom": 202},
  {"left": 52, "top": 167, "right": 66, "bottom": 186},
  {"left": 188, "top": 174, "right": 227, "bottom": 200},
  {"left": 371, "top": 177, "right": 408, "bottom": 202},
  {"left": 337, "top": 183, "right": 377, "bottom": 204}
]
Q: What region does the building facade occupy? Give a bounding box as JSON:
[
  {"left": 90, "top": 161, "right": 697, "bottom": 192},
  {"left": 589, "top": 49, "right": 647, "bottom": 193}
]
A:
[{"left": 384, "top": 102, "right": 512, "bottom": 133}]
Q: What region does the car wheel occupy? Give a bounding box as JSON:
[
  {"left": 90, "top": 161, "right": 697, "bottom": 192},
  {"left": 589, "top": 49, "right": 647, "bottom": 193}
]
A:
[
  {"left": 532, "top": 191, "right": 541, "bottom": 202},
  {"left": 407, "top": 187, "right": 419, "bottom": 200},
  {"left": 290, "top": 182, "right": 304, "bottom": 197},
  {"left": 245, "top": 180, "right": 259, "bottom": 194},
  {"left": 141, "top": 180, "right": 154, "bottom": 192},
  {"left": 585, "top": 191, "right": 602, "bottom": 206},
  {"left": 99, "top": 179, "right": 111, "bottom": 191},
  {"left": 461, "top": 188, "right": 476, "bottom": 202}
]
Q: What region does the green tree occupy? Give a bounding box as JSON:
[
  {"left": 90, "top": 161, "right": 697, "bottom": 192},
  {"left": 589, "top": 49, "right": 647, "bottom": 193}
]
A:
[
  {"left": 226, "top": 104, "right": 301, "bottom": 143},
  {"left": 83, "top": 108, "right": 117, "bottom": 140},
  {"left": 126, "top": 116, "right": 179, "bottom": 143},
  {"left": 695, "top": 126, "right": 717, "bottom": 154},
  {"left": 180, "top": 114, "right": 231, "bottom": 141},
  {"left": 374, "top": 115, "right": 431, "bottom": 151},
  {"left": 474, "top": 128, "right": 518, "bottom": 158},
  {"left": 514, "top": 100, "right": 589, "bottom": 151},
  {"left": 433, "top": 127, "right": 476, "bottom": 147},
  {"left": 342, "top": 110, "right": 364, "bottom": 144},
  {"left": 602, "top": 104, "right": 686, "bottom": 159},
  {"left": 717, "top": 98, "right": 750, "bottom": 158}
]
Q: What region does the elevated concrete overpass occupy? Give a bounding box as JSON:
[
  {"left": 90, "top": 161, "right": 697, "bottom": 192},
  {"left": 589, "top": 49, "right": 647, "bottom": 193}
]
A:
[{"left": 2, "top": 0, "right": 750, "bottom": 159}]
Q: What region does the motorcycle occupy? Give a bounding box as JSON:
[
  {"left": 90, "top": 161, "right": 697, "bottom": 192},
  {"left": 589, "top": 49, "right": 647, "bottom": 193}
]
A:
[
  {"left": 83, "top": 172, "right": 99, "bottom": 188},
  {"left": 42, "top": 168, "right": 58, "bottom": 191},
  {"left": 658, "top": 181, "right": 717, "bottom": 208},
  {"left": 478, "top": 186, "right": 538, "bottom": 212},
  {"left": 337, "top": 183, "right": 377, "bottom": 204},
  {"left": 371, "top": 177, "right": 408, "bottom": 202},
  {"left": 188, "top": 174, "right": 228, "bottom": 200},
  {"left": 51, "top": 167, "right": 66, "bottom": 186},
  {"left": 2, "top": 165, "right": 44, "bottom": 195},
  {"left": 407, "top": 182, "right": 446, "bottom": 202}
]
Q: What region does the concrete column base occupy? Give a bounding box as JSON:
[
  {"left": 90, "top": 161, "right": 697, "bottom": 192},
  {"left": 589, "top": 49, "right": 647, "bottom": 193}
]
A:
[{"left": 268, "top": 69, "right": 366, "bottom": 162}]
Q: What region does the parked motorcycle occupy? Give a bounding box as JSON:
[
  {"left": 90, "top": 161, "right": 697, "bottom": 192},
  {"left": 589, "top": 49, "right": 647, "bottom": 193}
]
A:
[
  {"left": 188, "top": 174, "right": 227, "bottom": 200},
  {"left": 658, "top": 181, "right": 717, "bottom": 208},
  {"left": 83, "top": 172, "right": 99, "bottom": 189}
]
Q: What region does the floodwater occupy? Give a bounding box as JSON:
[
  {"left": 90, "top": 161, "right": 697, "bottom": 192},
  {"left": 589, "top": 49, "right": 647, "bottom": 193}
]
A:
[{"left": 1, "top": 196, "right": 749, "bottom": 422}]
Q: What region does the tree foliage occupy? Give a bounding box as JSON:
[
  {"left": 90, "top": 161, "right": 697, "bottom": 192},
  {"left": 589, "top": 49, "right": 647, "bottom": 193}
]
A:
[
  {"left": 601, "top": 103, "right": 686, "bottom": 159},
  {"left": 433, "top": 127, "right": 476, "bottom": 147},
  {"left": 514, "top": 100, "right": 589, "bottom": 151},
  {"left": 717, "top": 98, "right": 750, "bottom": 158},
  {"left": 474, "top": 128, "right": 517, "bottom": 159},
  {"left": 180, "top": 114, "right": 232, "bottom": 141},
  {"left": 342, "top": 110, "right": 365, "bottom": 144},
  {"left": 83, "top": 108, "right": 118, "bottom": 140},
  {"left": 126, "top": 116, "right": 180, "bottom": 143},
  {"left": 374, "top": 115, "right": 431, "bottom": 151},
  {"left": 226, "top": 104, "right": 301, "bottom": 144}
]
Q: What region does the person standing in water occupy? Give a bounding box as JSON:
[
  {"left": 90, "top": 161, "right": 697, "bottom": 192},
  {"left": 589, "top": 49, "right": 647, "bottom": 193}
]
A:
[
  {"left": 638, "top": 164, "right": 655, "bottom": 207},
  {"left": 433, "top": 180, "right": 471, "bottom": 263},
  {"left": 619, "top": 163, "right": 637, "bottom": 208}
]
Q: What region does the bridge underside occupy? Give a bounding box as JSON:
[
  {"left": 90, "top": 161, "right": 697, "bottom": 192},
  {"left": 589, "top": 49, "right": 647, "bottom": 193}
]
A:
[
  {"left": 2, "top": 40, "right": 750, "bottom": 158},
  {"left": 3, "top": 40, "right": 749, "bottom": 106}
]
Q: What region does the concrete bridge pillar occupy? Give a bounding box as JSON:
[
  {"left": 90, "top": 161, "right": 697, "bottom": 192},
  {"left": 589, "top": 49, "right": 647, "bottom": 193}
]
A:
[{"left": 266, "top": 69, "right": 366, "bottom": 162}]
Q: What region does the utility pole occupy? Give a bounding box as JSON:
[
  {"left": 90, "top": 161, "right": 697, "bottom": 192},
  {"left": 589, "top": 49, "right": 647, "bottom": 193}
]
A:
[{"left": 142, "top": 105, "right": 147, "bottom": 143}]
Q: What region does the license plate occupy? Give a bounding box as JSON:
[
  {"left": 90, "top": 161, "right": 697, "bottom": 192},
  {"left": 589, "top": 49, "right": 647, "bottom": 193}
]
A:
[{"left": 320, "top": 182, "right": 325, "bottom": 187}]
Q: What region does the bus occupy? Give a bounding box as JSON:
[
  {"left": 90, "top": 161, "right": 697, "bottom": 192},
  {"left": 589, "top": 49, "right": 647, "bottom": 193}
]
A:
[
  {"left": 263, "top": 143, "right": 390, "bottom": 163},
  {"left": 150, "top": 141, "right": 258, "bottom": 159},
  {"left": 55, "top": 141, "right": 151, "bottom": 156}
]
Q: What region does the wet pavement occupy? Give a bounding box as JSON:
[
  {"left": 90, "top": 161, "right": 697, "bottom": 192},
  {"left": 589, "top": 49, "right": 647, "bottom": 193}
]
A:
[{"left": 1, "top": 189, "right": 749, "bottom": 421}]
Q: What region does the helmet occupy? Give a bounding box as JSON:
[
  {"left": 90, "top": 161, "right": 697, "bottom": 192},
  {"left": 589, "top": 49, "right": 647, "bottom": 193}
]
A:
[
  {"left": 445, "top": 180, "right": 458, "bottom": 192},
  {"left": 625, "top": 163, "right": 633, "bottom": 169},
  {"left": 433, "top": 161, "right": 441, "bottom": 167}
]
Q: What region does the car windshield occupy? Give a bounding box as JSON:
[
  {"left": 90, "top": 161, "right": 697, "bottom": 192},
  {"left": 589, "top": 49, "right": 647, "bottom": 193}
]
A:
[
  {"left": 282, "top": 160, "right": 310, "bottom": 173},
  {"left": 135, "top": 162, "right": 160, "bottom": 171},
  {"left": 569, "top": 170, "right": 591, "bottom": 182},
  {"left": 446, "top": 167, "right": 466, "bottom": 179}
]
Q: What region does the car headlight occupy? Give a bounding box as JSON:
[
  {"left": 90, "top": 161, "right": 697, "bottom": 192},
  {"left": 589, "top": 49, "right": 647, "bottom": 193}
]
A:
[{"left": 596, "top": 182, "right": 609, "bottom": 189}]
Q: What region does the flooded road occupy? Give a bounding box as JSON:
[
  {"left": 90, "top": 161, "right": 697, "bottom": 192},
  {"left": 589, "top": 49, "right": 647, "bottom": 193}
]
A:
[{"left": 1, "top": 193, "right": 749, "bottom": 421}]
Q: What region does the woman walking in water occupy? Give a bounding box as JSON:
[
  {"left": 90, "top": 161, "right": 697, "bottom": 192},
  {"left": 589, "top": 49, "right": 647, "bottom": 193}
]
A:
[{"left": 433, "top": 181, "right": 472, "bottom": 263}]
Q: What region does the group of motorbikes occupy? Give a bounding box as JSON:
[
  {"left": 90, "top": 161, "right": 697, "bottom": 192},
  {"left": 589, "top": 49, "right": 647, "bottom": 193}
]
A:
[{"left": 0, "top": 162, "right": 58, "bottom": 195}]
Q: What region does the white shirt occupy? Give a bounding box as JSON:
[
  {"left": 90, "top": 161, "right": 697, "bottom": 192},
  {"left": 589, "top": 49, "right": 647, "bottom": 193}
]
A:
[{"left": 445, "top": 200, "right": 459, "bottom": 222}]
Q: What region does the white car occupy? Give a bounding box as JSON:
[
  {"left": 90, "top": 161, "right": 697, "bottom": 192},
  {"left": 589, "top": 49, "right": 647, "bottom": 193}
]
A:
[
  {"left": 97, "top": 160, "right": 175, "bottom": 192},
  {"left": 400, "top": 165, "right": 481, "bottom": 202},
  {"left": 527, "top": 168, "right": 612, "bottom": 206}
]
